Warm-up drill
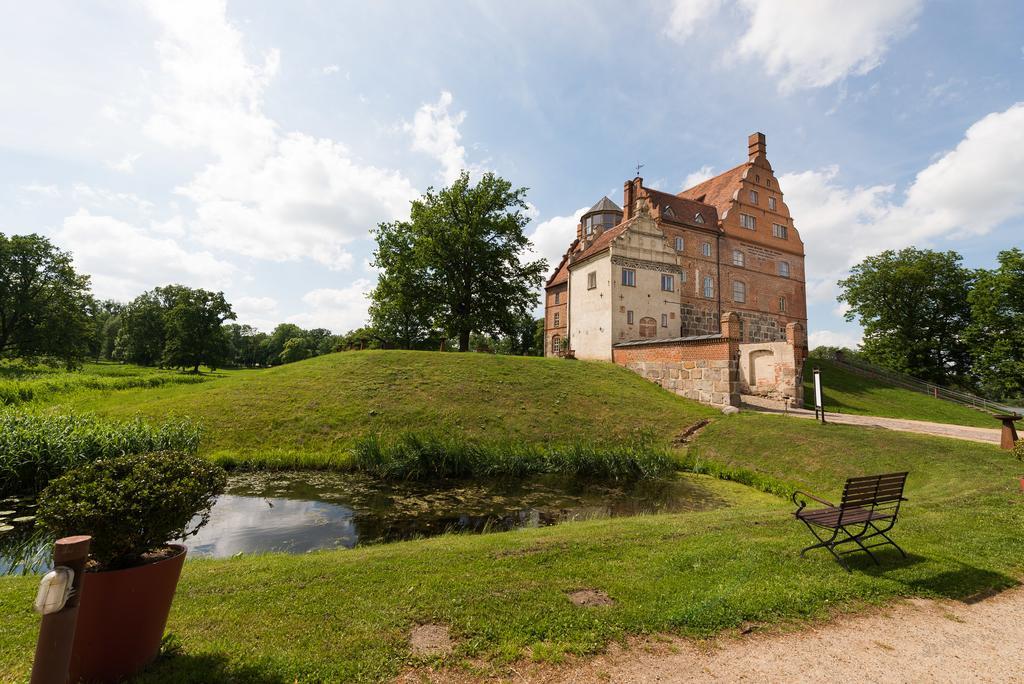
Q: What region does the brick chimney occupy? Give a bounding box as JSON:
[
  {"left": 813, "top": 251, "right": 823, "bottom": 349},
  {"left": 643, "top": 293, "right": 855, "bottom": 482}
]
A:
[
  {"left": 623, "top": 179, "right": 635, "bottom": 220},
  {"left": 747, "top": 132, "right": 766, "bottom": 162}
]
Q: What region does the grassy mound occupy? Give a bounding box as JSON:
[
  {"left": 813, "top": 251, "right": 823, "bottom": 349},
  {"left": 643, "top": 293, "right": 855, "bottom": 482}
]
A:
[
  {"left": 53, "top": 351, "right": 716, "bottom": 464},
  {"left": 803, "top": 358, "right": 996, "bottom": 428}
]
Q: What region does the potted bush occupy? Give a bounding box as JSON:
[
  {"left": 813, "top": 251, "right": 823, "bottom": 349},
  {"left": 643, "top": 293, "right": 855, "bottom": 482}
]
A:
[{"left": 37, "top": 451, "right": 226, "bottom": 683}]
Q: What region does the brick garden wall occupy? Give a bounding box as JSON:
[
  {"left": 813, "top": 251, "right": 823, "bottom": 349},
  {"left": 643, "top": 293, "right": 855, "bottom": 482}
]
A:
[{"left": 612, "top": 313, "right": 741, "bottom": 408}]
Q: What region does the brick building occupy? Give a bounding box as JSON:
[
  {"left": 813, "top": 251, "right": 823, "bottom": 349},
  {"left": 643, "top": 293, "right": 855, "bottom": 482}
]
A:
[{"left": 543, "top": 133, "right": 808, "bottom": 406}]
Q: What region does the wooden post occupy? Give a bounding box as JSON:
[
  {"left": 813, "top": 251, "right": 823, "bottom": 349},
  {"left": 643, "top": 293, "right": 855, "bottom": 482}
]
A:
[
  {"left": 994, "top": 414, "right": 1020, "bottom": 451},
  {"left": 31, "top": 535, "right": 91, "bottom": 684}
]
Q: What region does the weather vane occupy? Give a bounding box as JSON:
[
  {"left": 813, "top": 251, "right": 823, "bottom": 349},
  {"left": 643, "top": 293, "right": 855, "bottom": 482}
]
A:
[{"left": 635, "top": 162, "right": 644, "bottom": 178}]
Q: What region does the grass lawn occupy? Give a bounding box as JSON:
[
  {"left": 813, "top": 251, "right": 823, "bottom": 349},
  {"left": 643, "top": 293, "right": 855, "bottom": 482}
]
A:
[
  {"left": 48, "top": 351, "right": 716, "bottom": 466},
  {"left": 803, "top": 358, "right": 997, "bottom": 428},
  {"left": 2, "top": 410, "right": 1021, "bottom": 682}
]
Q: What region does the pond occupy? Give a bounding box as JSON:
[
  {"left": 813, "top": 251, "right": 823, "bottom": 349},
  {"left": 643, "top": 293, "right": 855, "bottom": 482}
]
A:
[{"left": 1, "top": 471, "right": 725, "bottom": 574}]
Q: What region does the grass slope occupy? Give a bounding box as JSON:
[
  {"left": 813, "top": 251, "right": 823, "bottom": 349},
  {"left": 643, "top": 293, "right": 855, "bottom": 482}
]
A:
[
  {"left": 51, "top": 351, "right": 716, "bottom": 465},
  {"left": 3, "top": 416, "right": 1021, "bottom": 681},
  {"left": 803, "top": 358, "right": 996, "bottom": 428}
]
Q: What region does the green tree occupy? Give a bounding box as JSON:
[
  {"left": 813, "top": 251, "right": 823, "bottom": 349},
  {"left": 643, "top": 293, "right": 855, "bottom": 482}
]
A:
[
  {"left": 370, "top": 172, "right": 547, "bottom": 352},
  {"left": 114, "top": 286, "right": 186, "bottom": 366},
  {"left": 162, "top": 288, "right": 235, "bottom": 372},
  {"left": 838, "top": 248, "right": 973, "bottom": 384},
  {"left": 265, "top": 323, "right": 305, "bottom": 362},
  {"left": 369, "top": 219, "right": 436, "bottom": 349},
  {"left": 966, "top": 248, "right": 1024, "bottom": 401},
  {"left": 0, "top": 233, "right": 93, "bottom": 367},
  {"left": 279, "top": 336, "right": 312, "bottom": 364}
]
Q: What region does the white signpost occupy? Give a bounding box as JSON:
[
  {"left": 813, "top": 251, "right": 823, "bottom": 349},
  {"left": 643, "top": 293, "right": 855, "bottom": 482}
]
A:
[{"left": 813, "top": 368, "right": 825, "bottom": 424}]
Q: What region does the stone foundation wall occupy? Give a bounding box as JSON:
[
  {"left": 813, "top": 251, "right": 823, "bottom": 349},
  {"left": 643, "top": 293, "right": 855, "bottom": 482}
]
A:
[
  {"left": 736, "top": 311, "right": 786, "bottom": 343},
  {"left": 612, "top": 312, "right": 741, "bottom": 408},
  {"left": 679, "top": 303, "right": 720, "bottom": 338}
]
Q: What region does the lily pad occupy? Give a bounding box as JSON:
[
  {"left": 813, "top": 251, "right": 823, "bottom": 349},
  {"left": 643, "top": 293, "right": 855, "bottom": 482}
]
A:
[
  {"left": 0, "top": 511, "right": 15, "bottom": 516},
  {"left": 0, "top": 525, "right": 13, "bottom": 533},
  {"left": 12, "top": 515, "right": 36, "bottom": 524}
]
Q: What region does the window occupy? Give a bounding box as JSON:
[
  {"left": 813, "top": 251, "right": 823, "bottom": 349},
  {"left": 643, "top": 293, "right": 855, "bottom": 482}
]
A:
[
  {"left": 627, "top": 310, "right": 634, "bottom": 325},
  {"left": 732, "top": 249, "right": 744, "bottom": 267},
  {"left": 701, "top": 242, "right": 712, "bottom": 257},
  {"left": 661, "top": 274, "right": 674, "bottom": 292},
  {"left": 554, "top": 291, "right": 560, "bottom": 304},
  {"left": 772, "top": 223, "right": 788, "bottom": 239},
  {"left": 703, "top": 276, "right": 714, "bottom": 299},
  {"left": 749, "top": 190, "right": 758, "bottom": 204},
  {"left": 768, "top": 196, "right": 777, "bottom": 211},
  {"left": 587, "top": 271, "right": 597, "bottom": 289},
  {"left": 639, "top": 317, "right": 657, "bottom": 338},
  {"left": 779, "top": 296, "right": 787, "bottom": 313},
  {"left": 553, "top": 312, "right": 560, "bottom": 327},
  {"left": 621, "top": 268, "right": 636, "bottom": 287},
  {"left": 740, "top": 213, "right": 756, "bottom": 230},
  {"left": 661, "top": 313, "right": 668, "bottom": 328},
  {"left": 694, "top": 212, "right": 704, "bottom": 224},
  {"left": 551, "top": 335, "right": 561, "bottom": 354},
  {"left": 778, "top": 261, "right": 790, "bottom": 278},
  {"left": 732, "top": 281, "right": 746, "bottom": 303},
  {"left": 674, "top": 236, "right": 684, "bottom": 251}
]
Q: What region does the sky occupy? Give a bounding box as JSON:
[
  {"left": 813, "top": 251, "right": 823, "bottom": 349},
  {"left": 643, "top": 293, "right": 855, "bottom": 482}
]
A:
[{"left": 1, "top": 0, "right": 1022, "bottom": 347}]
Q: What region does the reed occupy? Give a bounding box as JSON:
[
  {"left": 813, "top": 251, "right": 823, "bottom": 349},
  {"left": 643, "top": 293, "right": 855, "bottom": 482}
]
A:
[
  {"left": 0, "top": 372, "right": 208, "bottom": 407},
  {"left": 0, "top": 411, "right": 202, "bottom": 494},
  {"left": 349, "top": 432, "right": 675, "bottom": 481}
]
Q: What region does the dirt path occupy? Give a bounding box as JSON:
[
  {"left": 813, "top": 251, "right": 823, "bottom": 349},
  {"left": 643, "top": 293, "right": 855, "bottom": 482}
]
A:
[
  {"left": 402, "top": 586, "right": 1024, "bottom": 683},
  {"left": 741, "top": 395, "right": 1002, "bottom": 446}
]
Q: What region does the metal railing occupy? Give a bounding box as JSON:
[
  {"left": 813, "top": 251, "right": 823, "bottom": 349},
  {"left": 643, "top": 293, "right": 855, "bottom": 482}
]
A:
[{"left": 827, "top": 353, "right": 1018, "bottom": 416}]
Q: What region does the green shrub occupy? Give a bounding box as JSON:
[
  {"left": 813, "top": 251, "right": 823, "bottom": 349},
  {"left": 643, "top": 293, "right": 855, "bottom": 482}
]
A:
[
  {"left": 350, "top": 432, "right": 674, "bottom": 481},
  {"left": 0, "top": 412, "right": 202, "bottom": 494},
  {"left": 37, "top": 451, "right": 227, "bottom": 569}
]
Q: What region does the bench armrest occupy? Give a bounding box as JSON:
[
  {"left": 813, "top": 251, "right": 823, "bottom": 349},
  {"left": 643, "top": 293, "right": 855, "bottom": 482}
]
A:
[{"left": 791, "top": 489, "right": 835, "bottom": 509}]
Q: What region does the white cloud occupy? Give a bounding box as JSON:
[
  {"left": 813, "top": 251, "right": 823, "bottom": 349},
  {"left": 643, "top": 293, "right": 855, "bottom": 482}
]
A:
[
  {"left": 233, "top": 295, "right": 280, "bottom": 331},
  {"left": 106, "top": 152, "right": 142, "bottom": 173},
  {"left": 665, "top": 0, "right": 922, "bottom": 92},
  {"left": 56, "top": 209, "right": 237, "bottom": 301},
  {"left": 72, "top": 183, "right": 155, "bottom": 215},
  {"left": 682, "top": 165, "right": 715, "bottom": 189},
  {"left": 19, "top": 183, "right": 61, "bottom": 198},
  {"left": 288, "top": 280, "right": 374, "bottom": 333},
  {"left": 808, "top": 329, "right": 862, "bottom": 350},
  {"left": 143, "top": 0, "right": 418, "bottom": 269},
  {"left": 405, "top": 90, "right": 470, "bottom": 185},
  {"left": 524, "top": 207, "right": 588, "bottom": 276},
  {"left": 322, "top": 64, "right": 340, "bottom": 75},
  {"left": 782, "top": 102, "right": 1024, "bottom": 305},
  {"left": 665, "top": 0, "right": 724, "bottom": 40}
]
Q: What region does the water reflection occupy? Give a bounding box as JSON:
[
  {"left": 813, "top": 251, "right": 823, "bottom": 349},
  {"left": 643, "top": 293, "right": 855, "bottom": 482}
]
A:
[{"left": 2, "top": 471, "right": 726, "bottom": 571}]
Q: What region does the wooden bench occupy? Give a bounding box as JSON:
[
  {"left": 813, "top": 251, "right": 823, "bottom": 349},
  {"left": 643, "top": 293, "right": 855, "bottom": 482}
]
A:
[{"left": 792, "top": 472, "right": 909, "bottom": 571}]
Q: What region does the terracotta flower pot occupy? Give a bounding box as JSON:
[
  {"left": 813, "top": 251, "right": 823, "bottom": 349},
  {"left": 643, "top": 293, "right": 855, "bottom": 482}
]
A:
[{"left": 68, "top": 544, "right": 187, "bottom": 683}]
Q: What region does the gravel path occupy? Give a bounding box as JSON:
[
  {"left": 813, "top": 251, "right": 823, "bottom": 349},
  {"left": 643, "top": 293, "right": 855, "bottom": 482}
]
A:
[
  {"left": 403, "top": 586, "right": 1024, "bottom": 683},
  {"left": 740, "top": 395, "right": 1002, "bottom": 445}
]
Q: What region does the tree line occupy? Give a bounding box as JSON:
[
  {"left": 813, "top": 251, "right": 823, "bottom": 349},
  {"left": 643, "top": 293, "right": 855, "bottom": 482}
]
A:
[
  {"left": 838, "top": 247, "right": 1024, "bottom": 403},
  {"left": 1, "top": 172, "right": 549, "bottom": 371}
]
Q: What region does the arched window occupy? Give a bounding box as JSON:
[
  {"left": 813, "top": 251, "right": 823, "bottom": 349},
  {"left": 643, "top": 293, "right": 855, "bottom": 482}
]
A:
[
  {"left": 639, "top": 317, "right": 657, "bottom": 338},
  {"left": 551, "top": 335, "right": 561, "bottom": 355}
]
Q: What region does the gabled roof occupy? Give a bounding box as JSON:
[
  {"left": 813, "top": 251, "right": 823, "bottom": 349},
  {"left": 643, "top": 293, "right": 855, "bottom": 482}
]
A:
[
  {"left": 545, "top": 240, "right": 576, "bottom": 287},
  {"left": 643, "top": 186, "right": 721, "bottom": 230},
  {"left": 586, "top": 196, "right": 622, "bottom": 214},
  {"left": 572, "top": 221, "right": 630, "bottom": 264},
  {"left": 677, "top": 163, "right": 747, "bottom": 218}
]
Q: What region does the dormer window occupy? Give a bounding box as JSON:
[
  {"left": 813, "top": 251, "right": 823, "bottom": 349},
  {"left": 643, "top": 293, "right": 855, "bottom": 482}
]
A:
[
  {"left": 663, "top": 205, "right": 675, "bottom": 218},
  {"left": 694, "top": 212, "right": 704, "bottom": 224}
]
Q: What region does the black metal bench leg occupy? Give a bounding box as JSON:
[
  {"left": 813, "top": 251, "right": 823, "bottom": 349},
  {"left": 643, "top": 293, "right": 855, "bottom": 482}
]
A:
[
  {"left": 867, "top": 523, "right": 907, "bottom": 558},
  {"left": 846, "top": 525, "right": 880, "bottom": 565}
]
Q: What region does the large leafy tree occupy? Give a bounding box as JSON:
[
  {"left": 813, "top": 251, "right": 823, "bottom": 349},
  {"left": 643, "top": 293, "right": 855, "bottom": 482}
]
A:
[
  {"left": 369, "top": 220, "right": 435, "bottom": 349},
  {"left": 114, "top": 286, "right": 185, "bottom": 366},
  {"left": 370, "top": 172, "right": 546, "bottom": 352},
  {"left": 838, "top": 248, "right": 974, "bottom": 383},
  {"left": 162, "top": 288, "right": 235, "bottom": 372},
  {"left": 966, "top": 248, "right": 1024, "bottom": 401},
  {"left": 0, "top": 233, "right": 93, "bottom": 367}
]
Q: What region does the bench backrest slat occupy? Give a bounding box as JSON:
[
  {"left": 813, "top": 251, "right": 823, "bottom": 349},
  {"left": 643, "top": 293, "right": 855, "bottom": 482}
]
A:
[{"left": 839, "top": 472, "right": 908, "bottom": 520}]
